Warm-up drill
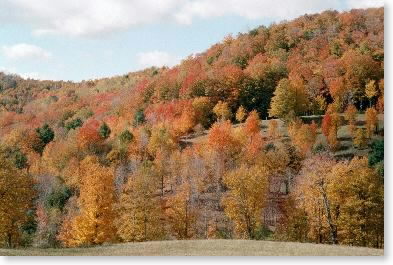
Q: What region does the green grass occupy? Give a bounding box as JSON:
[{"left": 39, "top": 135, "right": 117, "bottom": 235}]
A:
[{"left": 0, "top": 240, "right": 384, "bottom": 256}]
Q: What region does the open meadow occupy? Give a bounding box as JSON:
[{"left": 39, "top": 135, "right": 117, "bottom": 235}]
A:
[{"left": 0, "top": 240, "right": 384, "bottom": 256}]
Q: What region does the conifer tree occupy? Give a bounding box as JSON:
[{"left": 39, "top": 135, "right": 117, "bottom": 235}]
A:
[{"left": 99, "top": 122, "right": 111, "bottom": 139}]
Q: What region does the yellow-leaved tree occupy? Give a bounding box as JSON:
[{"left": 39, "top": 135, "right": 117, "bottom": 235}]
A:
[
  {"left": 365, "top": 80, "right": 378, "bottom": 107},
  {"left": 0, "top": 151, "right": 35, "bottom": 248},
  {"left": 329, "top": 157, "right": 384, "bottom": 248},
  {"left": 269, "top": 78, "right": 309, "bottom": 120},
  {"left": 294, "top": 154, "right": 338, "bottom": 244},
  {"left": 287, "top": 155, "right": 384, "bottom": 248},
  {"left": 235, "top": 106, "right": 247, "bottom": 123},
  {"left": 116, "top": 165, "right": 165, "bottom": 242},
  {"left": 165, "top": 182, "right": 198, "bottom": 239},
  {"left": 354, "top": 128, "right": 368, "bottom": 149},
  {"left": 222, "top": 164, "right": 269, "bottom": 239},
  {"left": 58, "top": 156, "right": 116, "bottom": 247},
  {"left": 213, "top": 101, "right": 231, "bottom": 121},
  {"left": 365, "top": 107, "right": 378, "bottom": 138},
  {"left": 148, "top": 124, "right": 178, "bottom": 196}
]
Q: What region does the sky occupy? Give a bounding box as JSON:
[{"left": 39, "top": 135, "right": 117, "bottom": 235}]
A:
[{"left": 0, "top": 0, "right": 384, "bottom": 81}]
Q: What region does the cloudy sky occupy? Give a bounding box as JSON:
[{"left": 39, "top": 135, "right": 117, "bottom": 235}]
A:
[{"left": 0, "top": 0, "right": 384, "bottom": 81}]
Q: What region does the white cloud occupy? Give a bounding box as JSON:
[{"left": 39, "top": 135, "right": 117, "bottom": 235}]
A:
[
  {"left": 2, "top": 43, "right": 52, "bottom": 60},
  {"left": 0, "top": 0, "right": 384, "bottom": 38},
  {"left": 137, "top": 51, "right": 180, "bottom": 68},
  {"left": 1, "top": 0, "right": 182, "bottom": 37}
]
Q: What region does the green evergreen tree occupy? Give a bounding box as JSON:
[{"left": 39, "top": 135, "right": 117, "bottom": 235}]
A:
[{"left": 99, "top": 123, "right": 111, "bottom": 139}]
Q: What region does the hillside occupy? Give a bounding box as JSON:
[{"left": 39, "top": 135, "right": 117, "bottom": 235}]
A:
[
  {"left": 0, "top": 7, "right": 384, "bottom": 130},
  {"left": 0, "top": 240, "right": 384, "bottom": 256},
  {"left": 181, "top": 113, "right": 384, "bottom": 159},
  {"left": 0, "top": 7, "right": 384, "bottom": 251}
]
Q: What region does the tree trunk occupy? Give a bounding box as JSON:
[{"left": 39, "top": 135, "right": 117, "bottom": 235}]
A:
[
  {"left": 185, "top": 201, "right": 188, "bottom": 238},
  {"left": 144, "top": 213, "right": 147, "bottom": 241},
  {"left": 7, "top": 233, "right": 12, "bottom": 248},
  {"left": 161, "top": 175, "right": 164, "bottom": 197},
  {"left": 321, "top": 190, "right": 338, "bottom": 244}
]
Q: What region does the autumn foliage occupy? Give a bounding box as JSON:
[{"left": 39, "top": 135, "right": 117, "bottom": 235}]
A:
[
  {"left": 222, "top": 165, "right": 269, "bottom": 239},
  {"left": 58, "top": 156, "right": 116, "bottom": 247},
  {"left": 0, "top": 8, "right": 384, "bottom": 249}
]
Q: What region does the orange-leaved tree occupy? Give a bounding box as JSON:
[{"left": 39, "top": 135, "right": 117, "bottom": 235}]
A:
[
  {"left": 288, "top": 120, "right": 318, "bottom": 156},
  {"left": 365, "top": 107, "right": 378, "bottom": 138},
  {"left": 243, "top": 110, "right": 261, "bottom": 135},
  {"left": 344, "top": 104, "right": 358, "bottom": 137},
  {"left": 0, "top": 150, "right": 35, "bottom": 248}
]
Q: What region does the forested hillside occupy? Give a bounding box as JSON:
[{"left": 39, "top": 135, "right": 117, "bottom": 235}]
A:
[{"left": 0, "top": 7, "right": 384, "bottom": 249}]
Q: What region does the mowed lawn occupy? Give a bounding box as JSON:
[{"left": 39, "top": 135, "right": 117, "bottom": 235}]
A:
[{"left": 0, "top": 240, "right": 383, "bottom": 256}]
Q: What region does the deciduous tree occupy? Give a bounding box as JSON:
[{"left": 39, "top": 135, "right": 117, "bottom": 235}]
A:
[
  {"left": 222, "top": 165, "right": 269, "bottom": 239},
  {"left": 192, "top": 97, "right": 214, "bottom": 128},
  {"left": 365, "top": 107, "right": 378, "bottom": 138},
  {"left": 354, "top": 128, "right": 368, "bottom": 149},
  {"left": 269, "top": 79, "right": 296, "bottom": 120},
  {"left": 0, "top": 151, "right": 35, "bottom": 247},
  {"left": 165, "top": 183, "right": 198, "bottom": 239},
  {"left": 235, "top": 106, "right": 247, "bottom": 123},
  {"left": 58, "top": 156, "right": 116, "bottom": 247},
  {"left": 288, "top": 120, "right": 318, "bottom": 156},
  {"left": 268, "top": 119, "right": 279, "bottom": 139},
  {"left": 116, "top": 166, "right": 165, "bottom": 242},
  {"left": 243, "top": 110, "right": 260, "bottom": 135},
  {"left": 294, "top": 154, "right": 338, "bottom": 244},
  {"left": 344, "top": 104, "right": 358, "bottom": 137},
  {"left": 213, "top": 101, "right": 231, "bottom": 121},
  {"left": 330, "top": 158, "right": 384, "bottom": 247},
  {"left": 365, "top": 80, "right": 378, "bottom": 107}
]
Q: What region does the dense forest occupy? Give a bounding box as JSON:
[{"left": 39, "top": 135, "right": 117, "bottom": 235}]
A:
[{"left": 0, "top": 7, "right": 384, "bottom": 249}]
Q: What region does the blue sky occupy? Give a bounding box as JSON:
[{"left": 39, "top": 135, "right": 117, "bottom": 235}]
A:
[{"left": 0, "top": 0, "right": 384, "bottom": 81}]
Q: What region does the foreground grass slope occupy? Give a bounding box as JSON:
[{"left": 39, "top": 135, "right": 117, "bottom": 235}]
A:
[{"left": 0, "top": 240, "right": 383, "bottom": 256}]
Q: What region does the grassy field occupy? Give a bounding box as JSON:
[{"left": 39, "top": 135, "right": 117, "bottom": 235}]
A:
[{"left": 0, "top": 240, "right": 383, "bottom": 256}]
